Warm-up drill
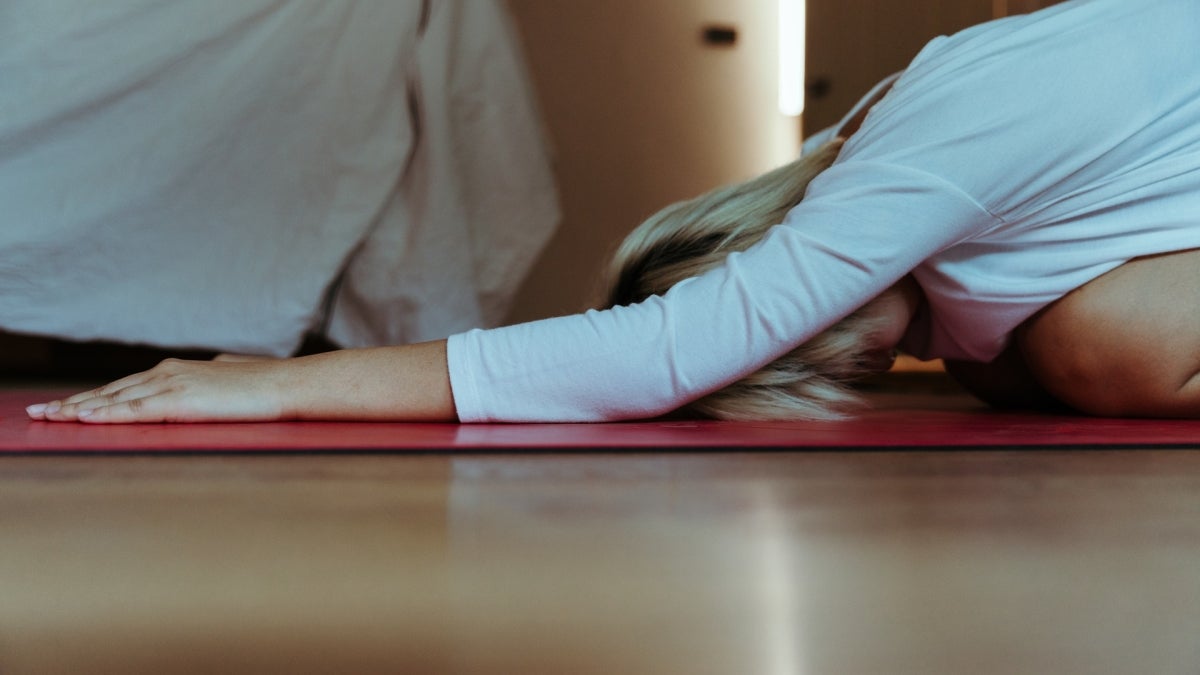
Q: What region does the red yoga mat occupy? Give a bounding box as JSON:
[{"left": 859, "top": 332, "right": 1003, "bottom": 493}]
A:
[{"left": 2, "top": 388, "right": 1199, "bottom": 453}]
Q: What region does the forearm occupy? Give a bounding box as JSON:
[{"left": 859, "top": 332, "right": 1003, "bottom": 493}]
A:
[
  {"left": 28, "top": 340, "right": 457, "bottom": 424},
  {"left": 281, "top": 341, "right": 457, "bottom": 422}
]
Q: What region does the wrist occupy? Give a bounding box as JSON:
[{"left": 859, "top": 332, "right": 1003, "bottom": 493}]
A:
[
  {"left": 263, "top": 357, "right": 309, "bottom": 420},
  {"left": 268, "top": 343, "right": 457, "bottom": 422}
]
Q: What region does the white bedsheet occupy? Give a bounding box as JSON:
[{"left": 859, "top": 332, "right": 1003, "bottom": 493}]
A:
[{"left": 0, "top": 0, "right": 558, "bottom": 355}]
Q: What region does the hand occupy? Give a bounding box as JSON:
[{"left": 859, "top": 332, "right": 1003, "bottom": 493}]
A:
[{"left": 26, "top": 358, "right": 290, "bottom": 424}]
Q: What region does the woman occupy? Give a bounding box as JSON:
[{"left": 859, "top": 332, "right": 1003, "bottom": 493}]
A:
[{"left": 28, "top": 0, "right": 1200, "bottom": 424}]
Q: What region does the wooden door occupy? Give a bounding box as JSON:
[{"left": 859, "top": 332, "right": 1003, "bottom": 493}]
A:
[{"left": 997, "top": 0, "right": 1068, "bottom": 14}]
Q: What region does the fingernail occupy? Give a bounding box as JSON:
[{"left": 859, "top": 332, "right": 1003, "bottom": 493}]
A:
[
  {"left": 45, "top": 402, "right": 61, "bottom": 414},
  {"left": 26, "top": 403, "right": 46, "bottom": 416},
  {"left": 78, "top": 410, "right": 93, "bottom": 419}
]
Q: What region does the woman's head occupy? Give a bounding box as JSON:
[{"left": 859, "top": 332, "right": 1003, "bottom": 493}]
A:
[{"left": 603, "top": 138, "right": 898, "bottom": 421}]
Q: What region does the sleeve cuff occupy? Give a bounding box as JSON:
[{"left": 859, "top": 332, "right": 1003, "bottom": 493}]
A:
[{"left": 446, "top": 330, "right": 487, "bottom": 423}]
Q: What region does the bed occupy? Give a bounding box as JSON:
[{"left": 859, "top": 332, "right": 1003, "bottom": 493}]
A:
[{"left": 0, "top": 0, "right": 559, "bottom": 356}]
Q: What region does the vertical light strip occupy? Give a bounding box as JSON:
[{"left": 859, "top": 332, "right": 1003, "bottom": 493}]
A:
[
  {"left": 754, "top": 484, "right": 804, "bottom": 675},
  {"left": 778, "top": 0, "right": 806, "bottom": 117}
]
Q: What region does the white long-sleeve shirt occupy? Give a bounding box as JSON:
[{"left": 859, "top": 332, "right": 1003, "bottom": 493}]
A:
[{"left": 449, "top": 0, "right": 1200, "bottom": 422}]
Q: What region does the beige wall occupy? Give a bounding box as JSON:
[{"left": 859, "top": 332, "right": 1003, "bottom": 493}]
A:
[{"left": 504, "top": 0, "right": 800, "bottom": 323}]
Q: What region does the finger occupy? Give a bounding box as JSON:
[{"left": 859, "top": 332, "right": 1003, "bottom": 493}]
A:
[
  {"left": 76, "top": 395, "right": 174, "bottom": 424},
  {"left": 31, "top": 390, "right": 122, "bottom": 421},
  {"left": 72, "top": 382, "right": 166, "bottom": 412},
  {"left": 28, "top": 398, "right": 71, "bottom": 421},
  {"left": 60, "top": 371, "right": 156, "bottom": 406},
  {"left": 43, "top": 384, "right": 162, "bottom": 422},
  {"left": 36, "top": 398, "right": 78, "bottom": 422},
  {"left": 44, "top": 372, "right": 161, "bottom": 419},
  {"left": 26, "top": 402, "right": 51, "bottom": 420}
]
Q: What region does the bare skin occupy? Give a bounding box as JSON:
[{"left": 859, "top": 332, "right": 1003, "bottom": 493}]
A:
[{"left": 26, "top": 341, "right": 456, "bottom": 424}]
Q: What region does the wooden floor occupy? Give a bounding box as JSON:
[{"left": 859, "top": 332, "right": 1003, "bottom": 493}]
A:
[{"left": 2, "top": 386, "right": 1200, "bottom": 673}]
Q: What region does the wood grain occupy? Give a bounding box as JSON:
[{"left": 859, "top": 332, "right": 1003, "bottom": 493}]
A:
[{"left": 2, "top": 448, "right": 1198, "bottom": 674}]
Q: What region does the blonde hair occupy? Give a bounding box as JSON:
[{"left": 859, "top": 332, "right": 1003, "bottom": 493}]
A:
[{"left": 603, "top": 139, "right": 890, "bottom": 421}]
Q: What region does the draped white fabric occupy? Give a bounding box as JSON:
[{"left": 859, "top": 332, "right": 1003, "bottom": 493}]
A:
[{"left": 0, "top": 0, "right": 558, "bottom": 355}]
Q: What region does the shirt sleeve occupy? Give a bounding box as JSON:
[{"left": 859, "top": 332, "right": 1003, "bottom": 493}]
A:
[{"left": 448, "top": 161, "right": 994, "bottom": 422}]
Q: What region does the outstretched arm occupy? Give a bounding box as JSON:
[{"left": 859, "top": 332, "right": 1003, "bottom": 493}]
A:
[{"left": 26, "top": 340, "right": 456, "bottom": 423}]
